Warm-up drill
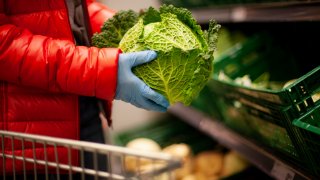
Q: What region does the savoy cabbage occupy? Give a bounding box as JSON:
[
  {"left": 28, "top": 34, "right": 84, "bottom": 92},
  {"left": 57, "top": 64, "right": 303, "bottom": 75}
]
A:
[{"left": 92, "top": 5, "right": 220, "bottom": 105}]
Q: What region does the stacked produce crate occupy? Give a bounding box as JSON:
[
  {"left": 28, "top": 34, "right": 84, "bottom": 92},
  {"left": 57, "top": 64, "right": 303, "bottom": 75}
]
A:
[{"left": 199, "top": 31, "right": 320, "bottom": 177}]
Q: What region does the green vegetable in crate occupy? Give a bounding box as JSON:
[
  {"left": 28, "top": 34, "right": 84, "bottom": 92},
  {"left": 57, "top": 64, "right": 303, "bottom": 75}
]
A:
[{"left": 92, "top": 5, "right": 220, "bottom": 105}]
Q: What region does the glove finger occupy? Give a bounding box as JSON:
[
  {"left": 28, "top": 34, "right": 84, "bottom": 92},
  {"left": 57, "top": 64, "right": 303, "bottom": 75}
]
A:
[
  {"left": 137, "top": 98, "right": 168, "bottom": 112},
  {"left": 141, "top": 84, "right": 169, "bottom": 108},
  {"left": 130, "top": 50, "right": 157, "bottom": 67}
]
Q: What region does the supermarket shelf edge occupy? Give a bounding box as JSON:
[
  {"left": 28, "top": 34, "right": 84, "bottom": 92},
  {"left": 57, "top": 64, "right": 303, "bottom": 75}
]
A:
[{"left": 190, "top": 1, "right": 320, "bottom": 23}]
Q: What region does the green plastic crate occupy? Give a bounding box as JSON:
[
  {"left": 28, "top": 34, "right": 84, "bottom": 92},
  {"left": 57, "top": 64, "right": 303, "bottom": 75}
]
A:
[
  {"left": 293, "top": 103, "right": 320, "bottom": 176},
  {"left": 206, "top": 33, "right": 320, "bottom": 177},
  {"left": 293, "top": 102, "right": 320, "bottom": 136}
]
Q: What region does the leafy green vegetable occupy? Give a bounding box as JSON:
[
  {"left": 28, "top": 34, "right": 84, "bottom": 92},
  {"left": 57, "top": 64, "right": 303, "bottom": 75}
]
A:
[
  {"left": 92, "top": 5, "right": 220, "bottom": 105},
  {"left": 92, "top": 10, "right": 139, "bottom": 48}
]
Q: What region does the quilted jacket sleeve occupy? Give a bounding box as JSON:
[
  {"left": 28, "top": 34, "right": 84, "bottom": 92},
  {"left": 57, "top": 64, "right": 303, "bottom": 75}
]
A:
[
  {"left": 0, "top": 24, "right": 120, "bottom": 101},
  {"left": 86, "top": 0, "right": 116, "bottom": 34}
]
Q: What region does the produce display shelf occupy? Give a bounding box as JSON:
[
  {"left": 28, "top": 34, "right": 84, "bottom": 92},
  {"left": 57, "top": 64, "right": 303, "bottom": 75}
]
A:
[
  {"left": 190, "top": 1, "right": 320, "bottom": 23},
  {"left": 169, "top": 103, "right": 316, "bottom": 180}
]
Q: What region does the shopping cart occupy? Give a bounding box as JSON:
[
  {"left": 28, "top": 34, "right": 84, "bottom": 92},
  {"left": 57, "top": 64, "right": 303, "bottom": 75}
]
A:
[{"left": 0, "top": 130, "right": 182, "bottom": 180}]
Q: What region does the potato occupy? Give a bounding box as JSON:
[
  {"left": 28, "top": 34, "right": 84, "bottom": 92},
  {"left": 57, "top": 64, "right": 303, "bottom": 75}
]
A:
[
  {"left": 162, "top": 143, "right": 193, "bottom": 179},
  {"left": 181, "top": 172, "right": 219, "bottom": 180},
  {"left": 220, "top": 151, "right": 249, "bottom": 177},
  {"left": 126, "top": 138, "right": 162, "bottom": 152},
  {"left": 125, "top": 138, "right": 161, "bottom": 172},
  {"left": 162, "top": 143, "right": 192, "bottom": 162},
  {"left": 138, "top": 163, "right": 170, "bottom": 180},
  {"left": 194, "top": 151, "right": 224, "bottom": 176}
]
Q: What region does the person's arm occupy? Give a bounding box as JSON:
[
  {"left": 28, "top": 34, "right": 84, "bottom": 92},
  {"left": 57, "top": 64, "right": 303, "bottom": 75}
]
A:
[
  {"left": 85, "top": 1, "right": 169, "bottom": 112},
  {"left": 86, "top": 0, "right": 116, "bottom": 34},
  {"left": 0, "top": 24, "right": 120, "bottom": 101}
]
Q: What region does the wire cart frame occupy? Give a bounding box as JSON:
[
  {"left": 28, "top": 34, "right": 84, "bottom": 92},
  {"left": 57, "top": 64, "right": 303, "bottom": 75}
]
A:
[{"left": 0, "top": 130, "right": 182, "bottom": 180}]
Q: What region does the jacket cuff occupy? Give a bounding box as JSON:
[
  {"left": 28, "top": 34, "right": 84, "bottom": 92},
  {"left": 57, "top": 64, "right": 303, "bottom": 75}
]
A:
[{"left": 96, "top": 48, "right": 121, "bottom": 100}]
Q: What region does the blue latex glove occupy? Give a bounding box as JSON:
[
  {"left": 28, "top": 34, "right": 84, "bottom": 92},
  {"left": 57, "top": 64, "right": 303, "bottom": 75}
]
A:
[{"left": 115, "top": 50, "right": 169, "bottom": 112}]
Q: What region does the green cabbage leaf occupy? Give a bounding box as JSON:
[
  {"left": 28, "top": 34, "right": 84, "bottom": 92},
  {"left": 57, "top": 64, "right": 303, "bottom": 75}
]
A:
[{"left": 92, "top": 5, "right": 220, "bottom": 105}]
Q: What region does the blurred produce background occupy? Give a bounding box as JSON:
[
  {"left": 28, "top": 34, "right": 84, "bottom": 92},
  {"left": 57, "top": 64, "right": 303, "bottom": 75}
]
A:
[
  {"left": 99, "top": 0, "right": 320, "bottom": 179},
  {"left": 114, "top": 114, "right": 272, "bottom": 179}
]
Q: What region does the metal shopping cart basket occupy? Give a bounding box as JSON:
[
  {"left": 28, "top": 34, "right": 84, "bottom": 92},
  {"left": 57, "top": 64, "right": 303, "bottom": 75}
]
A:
[{"left": 0, "top": 130, "right": 182, "bottom": 180}]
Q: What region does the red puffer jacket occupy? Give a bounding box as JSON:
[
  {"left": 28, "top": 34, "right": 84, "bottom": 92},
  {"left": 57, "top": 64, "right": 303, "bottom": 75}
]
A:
[{"left": 0, "top": 0, "right": 119, "bottom": 173}]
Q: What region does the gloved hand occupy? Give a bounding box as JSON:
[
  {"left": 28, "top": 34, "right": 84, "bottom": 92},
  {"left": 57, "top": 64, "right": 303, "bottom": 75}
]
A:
[{"left": 115, "top": 50, "right": 169, "bottom": 112}]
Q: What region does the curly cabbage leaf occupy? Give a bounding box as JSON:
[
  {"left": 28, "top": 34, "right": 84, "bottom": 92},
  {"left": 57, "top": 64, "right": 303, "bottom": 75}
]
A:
[
  {"left": 92, "top": 10, "right": 139, "bottom": 48},
  {"left": 92, "top": 5, "right": 220, "bottom": 105}
]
